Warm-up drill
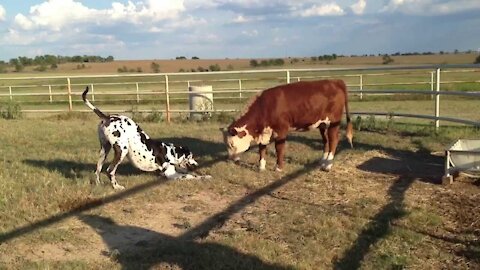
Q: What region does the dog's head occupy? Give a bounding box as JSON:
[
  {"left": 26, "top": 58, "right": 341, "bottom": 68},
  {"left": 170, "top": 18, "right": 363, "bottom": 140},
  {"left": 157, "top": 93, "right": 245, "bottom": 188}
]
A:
[{"left": 175, "top": 146, "right": 199, "bottom": 170}]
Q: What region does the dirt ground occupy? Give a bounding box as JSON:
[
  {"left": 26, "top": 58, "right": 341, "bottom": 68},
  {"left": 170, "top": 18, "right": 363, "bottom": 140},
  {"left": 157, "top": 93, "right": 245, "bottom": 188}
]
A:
[{"left": 2, "top": 146, "right": 479, "bottom": 269}]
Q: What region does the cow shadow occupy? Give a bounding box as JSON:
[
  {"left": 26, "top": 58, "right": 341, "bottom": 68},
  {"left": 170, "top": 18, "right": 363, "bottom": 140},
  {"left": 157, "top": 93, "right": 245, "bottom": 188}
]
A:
[{"left": 79, "top": 214, "right": 291, "bottom": 270}]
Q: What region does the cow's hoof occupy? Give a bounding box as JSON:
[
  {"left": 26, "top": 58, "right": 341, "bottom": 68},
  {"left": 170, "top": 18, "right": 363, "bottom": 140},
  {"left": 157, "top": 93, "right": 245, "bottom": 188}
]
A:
[
  {"left": 275, "top": 166, "right": 283, "bottom": 172},
  {"left": 321, "top": 164, "right": 333, "bottom": 172}
]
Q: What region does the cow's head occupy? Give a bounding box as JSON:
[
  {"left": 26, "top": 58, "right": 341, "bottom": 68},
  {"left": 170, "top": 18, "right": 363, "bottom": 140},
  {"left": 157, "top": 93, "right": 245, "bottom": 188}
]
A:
[{"left": 220, "top": 125, "right": 254, "bottom": 160}]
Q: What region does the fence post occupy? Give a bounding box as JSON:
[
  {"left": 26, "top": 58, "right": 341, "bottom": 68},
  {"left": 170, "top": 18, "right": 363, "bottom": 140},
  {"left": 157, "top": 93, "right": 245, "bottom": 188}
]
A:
[
  {"left": 9, "top": 86, "right": 12, "bottom": 101},
  {"left": 435, "top": 68, "right": 441, "bottom": 130},
  {"left": 165, "top": 75, "right": 171, "bottom": 123},
  {"left": 67, "top": 77, "right": 73, "bottom": 111},
  {"left": 90, "top": 84, "right": 95, "bottom": 102},
  {"left": 286, "top": 70, "right": 290, "bottom": 84},
  {"left": 48, "top": 85, "right": 52, "bottom": 103},
  {"left": 238, "top": 79, "right": 242, "bottom": 99},
  {"left": 359, "top": 74, "right": 363, "bottom": 100},
  {"left": 135, "top": 82, "right": 140, "bottom": 103},
  {"left": 430, "top": 71, "right": 434, "bottom": 100}
]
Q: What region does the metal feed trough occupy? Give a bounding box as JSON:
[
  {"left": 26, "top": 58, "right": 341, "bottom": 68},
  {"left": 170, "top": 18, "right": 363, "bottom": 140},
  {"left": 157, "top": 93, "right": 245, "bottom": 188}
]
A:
[{"left": 444, "top": 139, "right": 480, "bottom": 184}]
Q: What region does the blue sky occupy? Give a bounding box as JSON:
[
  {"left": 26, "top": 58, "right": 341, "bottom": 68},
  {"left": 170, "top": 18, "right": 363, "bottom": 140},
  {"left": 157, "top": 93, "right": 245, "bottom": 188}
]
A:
[{"left": 0, "top": 0, "right": 479, "bottom": 61}]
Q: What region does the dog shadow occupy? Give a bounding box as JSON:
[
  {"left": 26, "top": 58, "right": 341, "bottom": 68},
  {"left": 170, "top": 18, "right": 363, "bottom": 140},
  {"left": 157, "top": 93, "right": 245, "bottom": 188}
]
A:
[
  {"left": 23, "top": 159, "right": 144, "bottom": 181},
  {"left": 23, "top": 137, "right": 227, "bottom": 182},
  {"left": 79, "top": 214, "right": 291, "bottom": 270}
]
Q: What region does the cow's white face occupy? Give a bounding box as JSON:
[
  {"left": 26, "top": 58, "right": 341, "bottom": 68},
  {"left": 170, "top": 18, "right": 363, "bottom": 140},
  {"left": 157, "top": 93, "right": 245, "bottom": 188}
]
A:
[{"left": 221, "top": 125, "right": 253, "bottom": 160}]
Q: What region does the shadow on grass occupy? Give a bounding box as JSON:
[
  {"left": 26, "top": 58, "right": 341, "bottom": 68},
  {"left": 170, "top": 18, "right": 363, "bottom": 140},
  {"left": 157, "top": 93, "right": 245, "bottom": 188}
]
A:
[
  {"left": 79, "top": 214, "right": 291, "bottom": 270},
  {"left": 23, "top": 137, "right": 228, "bottom": 181},
  {"left": 23, "top": 159, "right": 142, "bottom": 180},
  {"left": 333, "top": 139, "right": 444, "bottom": 270},
  {"left": 3, "top": 136, "right": 318, "bottom": 269}
]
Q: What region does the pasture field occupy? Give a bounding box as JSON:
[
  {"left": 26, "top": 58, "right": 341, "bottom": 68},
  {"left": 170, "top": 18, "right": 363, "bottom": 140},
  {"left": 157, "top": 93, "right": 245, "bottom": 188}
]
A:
[{"left": 0, "top": 116, "right": 479, "bottom": 269}]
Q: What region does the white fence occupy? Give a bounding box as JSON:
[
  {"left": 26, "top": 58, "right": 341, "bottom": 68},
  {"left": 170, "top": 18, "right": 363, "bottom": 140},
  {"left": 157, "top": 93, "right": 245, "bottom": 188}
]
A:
[{"left": 0, "top": 64, "right": 479, "bottom": 128}]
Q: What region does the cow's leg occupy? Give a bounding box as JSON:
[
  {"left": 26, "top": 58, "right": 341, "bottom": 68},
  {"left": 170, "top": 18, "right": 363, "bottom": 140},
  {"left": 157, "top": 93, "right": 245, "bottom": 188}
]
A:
[
  {"left": 322, "top": 124, "right": 340, "bottom": 172},
  {"left": 258, "top": 144, "right": 268, "bottom": 171},
  {"left": 319, "top": 123, "right": 329, "bottom": 168},
  {"left": 274, "top": 137, "right": 287, "bottom": 171}
]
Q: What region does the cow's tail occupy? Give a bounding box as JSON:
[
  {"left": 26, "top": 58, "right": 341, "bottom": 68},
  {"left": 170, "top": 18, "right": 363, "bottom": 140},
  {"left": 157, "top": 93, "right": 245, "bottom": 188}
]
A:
[
  {"left": 341, "top": 81, "right": 353, "bottom": 148},
  {"left": 82, "top": 86, "right": 109, "bottom": 120}
]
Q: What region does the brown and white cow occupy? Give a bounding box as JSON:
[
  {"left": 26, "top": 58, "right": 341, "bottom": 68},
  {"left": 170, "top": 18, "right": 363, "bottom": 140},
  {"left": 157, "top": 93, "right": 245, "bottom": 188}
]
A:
[{"left": 221, "top": 80, "right": 353, "bottom": 172}]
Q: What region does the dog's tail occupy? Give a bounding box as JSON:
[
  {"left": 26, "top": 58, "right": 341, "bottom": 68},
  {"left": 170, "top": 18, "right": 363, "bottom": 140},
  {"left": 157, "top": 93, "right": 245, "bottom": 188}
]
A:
[{"left": 82, "top": 86, "right": 109, "bottom": 120}]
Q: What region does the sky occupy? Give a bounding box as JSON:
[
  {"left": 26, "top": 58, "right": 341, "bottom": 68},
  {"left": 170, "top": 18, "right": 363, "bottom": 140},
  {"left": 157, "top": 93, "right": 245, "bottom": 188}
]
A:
[{"left": 0, "top": 0, "right": 479, "bottom": 61}]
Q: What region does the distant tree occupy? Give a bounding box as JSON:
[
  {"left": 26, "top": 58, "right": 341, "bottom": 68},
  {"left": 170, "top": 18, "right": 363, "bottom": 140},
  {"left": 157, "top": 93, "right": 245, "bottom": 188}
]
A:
[
  {"left": 192, "top": 56, "right": 200, "bottom": 60},
  {"left": 311, "top": 56, "right": 317, "bottom": 61},
  {"left": 176, "top": 56, "right": 187, "bottom": 60},
  {"left": 179, "top": 68, "right": 186, "bottom": 72},
  {"left": 454, "top": 49, "right": 459, "bottom": 54},
  {"left": 226, "top": 64, "right": 234, "bottom": 71},
  {"left": 249, "top": 59, "right": 259, "bottom": 67},
  {"left": 50, "top": 63, "right": 58, "bottom": 69},
  {"left": 273, "top": 58, "right": 284, "bottom": 66},
  {"left": 382, "top": 55, "right": 394, "bottom": 65},
  {"left": 150, "top": 62, "right": 160, "bottom": 73},
  {"left": 106, "top": 56, "right": 114, "bottom": 62},
  {"left": 14, "top": 63, "right": 24, "bottom": 72},
  {"left": 136, "top": 67, "right": 143, "bottom": 73},
  {"left": 475, "top": 55, "right": 480, "bottom": 64},
  {"left": 209, "top": 64, "right": 221, "bottom": 71},
  {"left": 197, "top": 66, "right": 205, "bottom": 72},
  {"left": 34, "top": 65, "right": 48, "bottom": 72}
]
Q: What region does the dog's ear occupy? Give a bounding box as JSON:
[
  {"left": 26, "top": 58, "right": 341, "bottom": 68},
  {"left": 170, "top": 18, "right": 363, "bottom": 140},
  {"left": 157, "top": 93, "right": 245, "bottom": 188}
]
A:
[{"left": 176, "top": 146, "right": 191, "bottom": 156}]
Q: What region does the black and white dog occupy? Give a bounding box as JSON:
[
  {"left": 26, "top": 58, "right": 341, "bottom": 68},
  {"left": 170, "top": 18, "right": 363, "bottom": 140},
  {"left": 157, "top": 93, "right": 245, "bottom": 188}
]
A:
[{"left": 82, "top": 87, "right": 204, "bottom": 190}]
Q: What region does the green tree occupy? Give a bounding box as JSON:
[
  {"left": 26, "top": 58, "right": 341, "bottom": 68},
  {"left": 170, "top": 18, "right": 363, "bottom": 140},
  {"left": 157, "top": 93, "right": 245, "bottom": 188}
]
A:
[
  {"left": 382, "top": 55, "right": 394, "bottom": 65},
  {"left": 150, "top": 62, "right": 160, "bottom": 73},
  {"left": 475, "top": 55, "right": 480, "bottom": 64}
]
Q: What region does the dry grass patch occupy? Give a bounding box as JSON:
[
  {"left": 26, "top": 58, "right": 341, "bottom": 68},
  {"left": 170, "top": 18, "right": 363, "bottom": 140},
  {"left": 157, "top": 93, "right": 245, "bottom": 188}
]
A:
[{"left": 0, "top": 118, "right": 479, "bottom": 269}]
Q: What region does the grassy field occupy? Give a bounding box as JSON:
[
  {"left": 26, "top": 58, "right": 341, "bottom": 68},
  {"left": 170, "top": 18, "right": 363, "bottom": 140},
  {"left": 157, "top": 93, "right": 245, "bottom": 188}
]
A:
[{"left": 0, "top": 116, "right": 479, "bottom": 269}]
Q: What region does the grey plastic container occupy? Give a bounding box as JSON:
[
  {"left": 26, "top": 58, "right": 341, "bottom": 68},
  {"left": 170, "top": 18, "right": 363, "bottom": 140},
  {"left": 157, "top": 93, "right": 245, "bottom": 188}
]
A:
[{"left": 443, "top": 139, "right": 480, "bottom": 183}]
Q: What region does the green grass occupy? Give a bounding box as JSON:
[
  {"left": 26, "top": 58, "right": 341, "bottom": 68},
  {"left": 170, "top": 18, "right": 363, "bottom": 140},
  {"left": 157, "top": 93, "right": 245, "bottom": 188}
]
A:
[{"left": 0, "top": 118, "right": 479, "bottom": 269}]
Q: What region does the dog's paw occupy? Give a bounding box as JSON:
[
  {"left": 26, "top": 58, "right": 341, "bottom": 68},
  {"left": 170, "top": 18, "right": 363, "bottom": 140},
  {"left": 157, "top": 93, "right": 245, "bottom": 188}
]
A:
[{"left": 113, "top": 184, "right": 125, "bottom": 190}]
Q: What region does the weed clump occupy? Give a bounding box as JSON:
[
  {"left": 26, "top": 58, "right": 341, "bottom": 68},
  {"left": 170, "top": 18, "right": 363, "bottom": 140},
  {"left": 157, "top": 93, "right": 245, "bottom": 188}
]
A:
[{"left": 0, "top": 101, "right": 23, "bottom": 119}]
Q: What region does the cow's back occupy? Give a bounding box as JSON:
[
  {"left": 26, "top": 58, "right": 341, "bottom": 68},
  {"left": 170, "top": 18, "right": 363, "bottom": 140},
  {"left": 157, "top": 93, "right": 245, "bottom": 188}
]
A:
[{"left": 259, "top": 80, "right": 347, "bottom": 130}]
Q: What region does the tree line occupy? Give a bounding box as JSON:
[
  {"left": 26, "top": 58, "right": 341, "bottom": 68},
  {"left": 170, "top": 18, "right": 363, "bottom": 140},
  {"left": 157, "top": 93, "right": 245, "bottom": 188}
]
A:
[{"left": 0, "top": 55, "right": 114, "bottom": 72}]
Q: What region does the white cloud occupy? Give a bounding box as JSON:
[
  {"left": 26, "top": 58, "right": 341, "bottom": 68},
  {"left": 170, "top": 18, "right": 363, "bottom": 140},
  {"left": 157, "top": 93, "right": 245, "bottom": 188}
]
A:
[
  {"left": 241, "top": 29, "right": 259, "bottom": 37},
  {"left": 299, "top": 3, "right": 345, "bottom": 17},
  {"left": 232, "top": 15, "right": 250, "bottom": 23},
  {"left": 0, "top": 5, "right": 6, "bottom": 21},
  {"left": 382, "top": 0, "right": 480, "bottom": 15},
  {"left": 351, "top": 0, "right": 367, "bottom": 15},
  {"left": 13, "top": 0, "right": 186, "bottom": 31}
]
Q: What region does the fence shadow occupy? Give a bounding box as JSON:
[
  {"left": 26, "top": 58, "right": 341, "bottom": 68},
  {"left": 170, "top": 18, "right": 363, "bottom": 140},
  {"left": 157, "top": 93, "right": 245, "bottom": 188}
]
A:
[
  {"left": 333, "top": 139, "right": 444, "bottom": 269},
  {"left": 3, "top": 136, "right": 319, "bottom": 269},
  {"left": 79, "top": 214, "right": 291, "bottom": 270}
]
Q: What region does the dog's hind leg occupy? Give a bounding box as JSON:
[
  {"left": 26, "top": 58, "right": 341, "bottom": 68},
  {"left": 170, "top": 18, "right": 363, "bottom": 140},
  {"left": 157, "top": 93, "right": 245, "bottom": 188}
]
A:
[
  {"left": 106, "top": 143, "right": 128, "bottom": 190},
  {"left": 94, "top": 142, "right": 111, "bottom": 185}
]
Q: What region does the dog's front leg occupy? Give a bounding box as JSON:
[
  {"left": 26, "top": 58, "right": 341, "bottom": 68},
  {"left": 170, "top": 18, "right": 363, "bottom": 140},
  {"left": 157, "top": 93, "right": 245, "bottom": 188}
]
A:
[{"left": 162, "top": 163, "right": 195, "bottom": 180}]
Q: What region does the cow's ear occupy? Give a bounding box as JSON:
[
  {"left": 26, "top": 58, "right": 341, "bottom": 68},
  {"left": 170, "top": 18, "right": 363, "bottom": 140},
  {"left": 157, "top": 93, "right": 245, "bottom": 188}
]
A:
[{"left": 237, "top": 130, "right": 247, "bottom": 138}]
